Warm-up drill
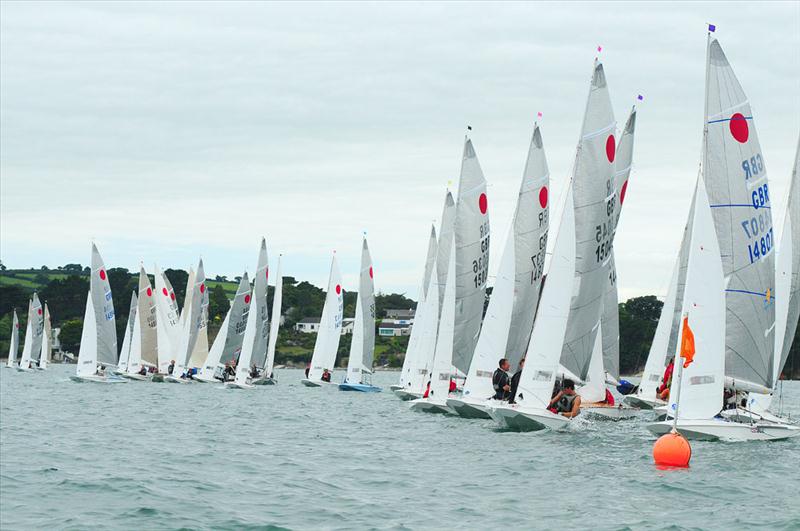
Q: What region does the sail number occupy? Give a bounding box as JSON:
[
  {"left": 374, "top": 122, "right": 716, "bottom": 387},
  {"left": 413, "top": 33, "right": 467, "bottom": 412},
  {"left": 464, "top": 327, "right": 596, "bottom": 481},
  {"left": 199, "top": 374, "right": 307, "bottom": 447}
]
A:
[
  {"left": 741, "top": 153, "right": 763, "bottom": 181},
  {"left": 530, "top": 232, "right": 548, "bottom": 284},
  {"left": 751, "top": 183, "right": 770, "bottom": 210},
  {"left": 473, "top": 220, "right": 490, "bottom": 288},
  {"left": 746, "top": 228, "right": 774, "bottom": 264}
]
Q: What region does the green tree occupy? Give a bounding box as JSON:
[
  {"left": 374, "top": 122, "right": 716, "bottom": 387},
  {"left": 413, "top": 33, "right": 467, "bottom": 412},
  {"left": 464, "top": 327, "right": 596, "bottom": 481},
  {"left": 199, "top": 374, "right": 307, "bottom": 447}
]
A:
[
  {"left": 619, "top": 295, "right": 663, "bottom": 375},
  {"left": 0, "top": 285, "right": 31, "bottom": 316},
  {"left": 208, "top": 284, "right": 230, "bottom": 322},
  {"left": 40, "top": 276, "right": 89, "bottom": 325},
  {"left": 59, "top": 319, "right": 83, "bottom": 352}
]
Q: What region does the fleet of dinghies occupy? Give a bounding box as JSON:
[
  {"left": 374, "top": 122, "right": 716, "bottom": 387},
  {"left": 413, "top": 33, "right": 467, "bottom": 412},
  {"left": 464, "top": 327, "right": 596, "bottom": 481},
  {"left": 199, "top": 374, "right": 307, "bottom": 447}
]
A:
[{"left": 5, "top": 30, "right": 799, "bottom": 442}]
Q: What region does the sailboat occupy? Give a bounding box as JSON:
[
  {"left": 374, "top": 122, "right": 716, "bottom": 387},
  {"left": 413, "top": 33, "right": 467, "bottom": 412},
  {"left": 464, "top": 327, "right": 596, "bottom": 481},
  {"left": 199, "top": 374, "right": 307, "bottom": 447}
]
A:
[
  {"left": 153, "top": 265, "right": 182, "bottom": 379},
  {"left": 5, "top": 310, "right": 20, "bottom": 368},
  {"left": 195, "top": 274, "right": 250, "bottom": 383},
  {"left": 120, "top": 266, "right": 159, "bottom": 380},
  {"left": 581, "top": 106, "right": 640, "bottom": 420},
  {"left": 166, "top": 259, "right": 207, "bottom": 383},
  {"left": 491, "top": 59, "right": 616, "bottom": 431},
  {"left": 36, "top": 303, "right": 52, "bottom": 370},
  {"left": 227, "top": 240, "right": 271, "bottom": 389},
  {"left": 448, "top": 123, "right": 550, "bottom": 418},
  {"left": 301, "top": 254, "right": 344, "bottom": 387},
  {"left": 410, "top": 241, "right": 456, "bottom": 414},
  {"left": 729, "top": 136, "right": 800, "bottom": 423},
  {"left": 253, "top": 254, "right": 282, "bottom": 385},
  {"left": 117, "top": 291, "right": 138, "bottom": 374},
  {"left": 17, "top": 293, "right": 43, "bottom": 372},
  {"left": 391, "top": 225, "right": 437, "bottom": 395},
  {"left": 339, "top": 237, "right": 379, "bottom": 392},
  {"left": 182, "top": 267, "right": 210, "bottom": 372},
  {"left": 71, "top": 243, "right": 125, "bottom": 383}
]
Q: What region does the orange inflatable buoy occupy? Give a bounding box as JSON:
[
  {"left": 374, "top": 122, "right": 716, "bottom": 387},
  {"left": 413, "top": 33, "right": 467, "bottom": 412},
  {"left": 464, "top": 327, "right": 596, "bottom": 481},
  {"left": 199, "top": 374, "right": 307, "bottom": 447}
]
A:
[{"left": 653, "top": 432, "right": 691, "bottom": 468}]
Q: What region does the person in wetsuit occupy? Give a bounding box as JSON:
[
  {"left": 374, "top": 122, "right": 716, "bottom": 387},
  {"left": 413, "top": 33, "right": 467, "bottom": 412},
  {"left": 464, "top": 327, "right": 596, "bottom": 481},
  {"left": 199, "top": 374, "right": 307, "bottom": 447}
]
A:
[
  {"left": 250, "top": 364, "right": 260, "bottom": 379},
  {"left": 492, "top": 358, "right": 511, "bottom": 400},
  {"left": 548, "top": 379, "right": 581, "bottom": 418},
  {"left": 321, "top": 369, "right": 332, "bottom": 382},
  {"left": 508, "top": 358, "right": 525, "bottom": 404}
]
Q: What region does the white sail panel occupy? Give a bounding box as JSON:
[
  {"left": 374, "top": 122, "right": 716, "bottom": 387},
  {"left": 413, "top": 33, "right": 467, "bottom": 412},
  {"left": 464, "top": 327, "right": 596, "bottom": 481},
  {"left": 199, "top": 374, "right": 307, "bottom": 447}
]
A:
[
  {"left": 776, "top": 138, "right": 799, "bottom": 379},
  {"left": 18, "top": 301, "right": 34, "bottom": 369},
  {"left": 39, "top": 304, "right": 52, "bottom": 368},
  {"left": 118, "top": 291, "right": 137, "bottom": 372},
  {"left": 6, "top": 310, "right": 19, "bottom": 367},
  {"left": 669, "top": 179, "right": 726, "bottom": 420},
  {"left": 90, "top": 244, "right": 117, "bottom": 365},
  {"left": 264, "top": 255, "right": 283, "bottom": 377},
  {"left": 154, "top": 266, "right": 181, "bottom": 372},
  {"left": 308, "top": 255, "right": 344, "bottom": 381},
  {"left": 28, "top": 293, "right": 44, "bottom": 363},
  {"left": 408, "top": 268, "right": 440, "bottom": 395},
  {"left": 516, "top": 184, "right": 576, "bottom": 408},
  {"left": 220, "top": 273, "right": 251, "bottom": 367},
  {"left": 560, "top": 61, "right": 617, "bottom": 381},
  {"left": 249, "top": 239, "right": 270, "bottom": 370},
  {"left": 704, "top": 37, "right": 775, "bottom": 389},
  {"left": 429, "top": 241, "right": 457, "bottom": 400},
  {"left": 137, "top": 267, "right": 158, "bottom": 367},
  {"left": 436, "top": 191, "right": 456, "bottom": 311},
  {"left": 346, "top": 238, "right": 375, "bottom": 383},
  {"left": 453, "top": 138, "right": 490, "bottom": 374},
  {"left": 506, "top": 124, "right": 551, "bottom": 366}
]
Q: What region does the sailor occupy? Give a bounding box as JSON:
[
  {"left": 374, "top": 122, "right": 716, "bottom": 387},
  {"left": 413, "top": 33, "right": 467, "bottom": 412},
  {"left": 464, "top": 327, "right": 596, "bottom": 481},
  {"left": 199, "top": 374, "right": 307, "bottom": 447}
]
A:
[
  {"left": 657, "top": 358, "right": 674, "bottom": 401},
  {"left": 492, "top": 358, "right": 511, "bottom": 400},
  {"left": 304, "top": 363, "right": 310, "bottom": 378},
  {"left": 223, "top": 362, "right": 235, "bottom": 382},
  {"left": 96, "top": 364, "right": 106, "bottom": 376},
  {"left": 250, "top": 364, "right": 259, "bottom": 379},
  {"left": 508, "top": 358, "right": 525, "bottom": 404},
  {"left": 138, "top": 365, "right": 147, "bottom": 376},
  {"left": 167, "top": 360, "right": 175, "bottom": 375},
  {"left": 321, "top": 368, "right": 332, "bottom": 382},
  {"left": 548, "top": 379, "right": 582, "bottom": 418}
]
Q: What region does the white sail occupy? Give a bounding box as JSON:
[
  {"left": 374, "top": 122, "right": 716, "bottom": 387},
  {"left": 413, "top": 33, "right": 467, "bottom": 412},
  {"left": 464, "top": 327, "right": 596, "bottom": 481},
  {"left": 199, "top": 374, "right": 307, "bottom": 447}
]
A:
[
  {"left": 6, "top": 310, "right": 20, "bottom": 367},
  {"left": 399, "top": 225, "right": 437, "bottom": 388},
  {"left": 515, "top": 183, "right": 576, "bottom": 408},
  {"left": 704, "top": 37, "right": 776, "bottom": 390},
  {"left": 181, "top": 267, "right": 195, "bottom": 326},
  {"left": 506, "top": 123, "right": 551, "bottom": 366},
  {"left": 237, "top": 238, "right": 269, "bottom": 372},
  {"left": 117, "top": 291, "right": 137, "bottom": 372},
  {"left": 199, "top": 310, "right": 229, "bottom": 381},
  {"left": 308, "top": 255, "right": 344, "bottom": 381},
  {"left": 18, "top": 300, "right": 34, "bottom": 369},
  {"left": 775, "top": 137, "right": 799, "bottom": 380},
  {"left": 76, "top": 294, "right": 98, "bottom": 377},
  {"left": 428, "top": 241, "right": 457, "bottom": 401},
  {"left": 462, "top": 227, "right": 515, "bottom": 400},
  {"left": 201, "top": 274, "right": 250, "bottom": 379},
  {"left": 38, "top": 303, "right": 52, "bottom": 369},
  {"left": 28, "top": 293, "right": 44, "bottom": 364},
  {"left": 174, "top": 259, "right": 207, "bottom": 377},
  {"left": 154, "top": 265, "right": 181, "bottom": 373},
  {"left": 436, "top": 192, "right": 456, "bottom": 312},
  {"left": 452, "top": 138, "right": 490, "bottom": 374},
  {"left": 264, "top": 255, "right": 283, "bottom": 378},
  {"left": 91, "top": 244, "right": 117, "bottom": 366},
  {"left": 668, "top": 178, "right": 725, "bottom": 420},
  {"left": 127, "top": 302, "right": 144, "bottom": 375},
  {"left": 136, "top": 266, "right": 158, "bottom": 368},
  {"left": 408, "top": 266, "right": 441, "bottom": 395},
  {"left": 636, "top": 255, "right": 681, "bottom": 402},
  {"left": 600, "top": 107, "right": 638, "bottom": 380},
  {"left": 578, "top": 323, "right": 607, "bottom": 402},
  {"left": 234, "top": 281, "right": 261, "bottom": 386},
  {"left": 560, "top": 60, "right": 617, "bottom": 382},
  {"left": 345, "top": 238, "right": 376, "bottom": 384}
]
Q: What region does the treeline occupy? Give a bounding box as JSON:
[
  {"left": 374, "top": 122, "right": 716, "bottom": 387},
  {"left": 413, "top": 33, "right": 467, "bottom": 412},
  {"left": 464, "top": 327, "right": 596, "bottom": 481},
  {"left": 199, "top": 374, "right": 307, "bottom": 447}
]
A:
[{"left": 0, "top": 266, "right": 798, "bottom": 376}]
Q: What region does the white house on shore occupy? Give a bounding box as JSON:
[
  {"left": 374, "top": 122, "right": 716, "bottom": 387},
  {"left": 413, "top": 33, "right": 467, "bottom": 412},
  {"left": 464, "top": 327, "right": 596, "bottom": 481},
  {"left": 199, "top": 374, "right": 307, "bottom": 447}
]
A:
[
  {"left": 295, "top": 317, "right": 355, "bottom": 335},
  {"left": 378, "top": 308, "right": 416, "bottom": 337}
]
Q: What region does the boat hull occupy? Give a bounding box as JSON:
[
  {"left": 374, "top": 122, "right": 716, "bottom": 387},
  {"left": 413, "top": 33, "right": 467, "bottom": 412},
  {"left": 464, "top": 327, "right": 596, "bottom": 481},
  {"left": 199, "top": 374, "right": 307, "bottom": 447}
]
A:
[
  {"left": 623, "top": 395, "right": 665, "bottom": 410},
  {"left": 301, "top": 379, "right": 336, "bottom": 387},
  {"left": 121, "top": 373, "right": 149, "bottom": 381},
  {"left": 69, "top": 374, "right": 127, "bottom": 384},
  {"left": 338, "top": 382, "right": 382, "bottom": 392},
  {"left": 151, "top": 374, "right": 165, "bottom": 383},
  {"left": 164, "top": 375, "right": 193, "bottom": 384},
  {"left": 581, "top": 404, "right": 640, "bottom": 421},
  {"left": 408, "top": 398, "right": 454, "bottom": 415},
  {"left": 646, "top": 419, "right": 800, "bottom": 441},
  {"left": 719, "top": 407, "right": 795, "bottom": 426},
  {"left": 446, "top": 397, "right": 496, "bottom": 419},
  {"left": 389, "top": 384, "right": 403, "bottom": 392},
  {"left": 392, "top": 389, "right": 422, "bottom": 401},
  {"left": 225, "top": 381, "right": 255, "bottom": 390},
  {"left": 490, "top": 404, "right": 570, "bottom": 432},
  {"left": 252, "top": 377, "right": 277, "bottom": 385}
]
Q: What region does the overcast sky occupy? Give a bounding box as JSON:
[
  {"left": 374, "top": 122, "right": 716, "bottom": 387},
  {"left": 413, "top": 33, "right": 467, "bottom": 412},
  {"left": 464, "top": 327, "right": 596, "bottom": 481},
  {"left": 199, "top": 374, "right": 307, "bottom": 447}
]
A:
[{"left": 1, "top": 1, "right": 798, "bottom": 301}]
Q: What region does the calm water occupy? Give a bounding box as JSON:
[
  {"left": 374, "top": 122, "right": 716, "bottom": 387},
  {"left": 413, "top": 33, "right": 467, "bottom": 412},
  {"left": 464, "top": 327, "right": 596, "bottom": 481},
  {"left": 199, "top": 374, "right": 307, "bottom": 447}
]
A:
[{"left": 1, "top": 366, "right": 799, "bottom": 530}]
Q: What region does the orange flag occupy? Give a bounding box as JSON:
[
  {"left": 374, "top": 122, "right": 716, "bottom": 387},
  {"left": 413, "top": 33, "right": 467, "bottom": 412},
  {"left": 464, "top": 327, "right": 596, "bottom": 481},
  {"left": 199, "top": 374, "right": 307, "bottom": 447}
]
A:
[{"left": 680, "top": 316, "right": 695, "bottom": 368}]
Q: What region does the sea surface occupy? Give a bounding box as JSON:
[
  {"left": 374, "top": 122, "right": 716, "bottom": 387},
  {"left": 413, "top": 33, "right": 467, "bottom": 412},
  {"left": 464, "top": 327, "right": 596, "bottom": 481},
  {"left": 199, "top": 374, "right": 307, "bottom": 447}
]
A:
[{"left": 1, "top": 366, "right": 799, "bottom": 530}]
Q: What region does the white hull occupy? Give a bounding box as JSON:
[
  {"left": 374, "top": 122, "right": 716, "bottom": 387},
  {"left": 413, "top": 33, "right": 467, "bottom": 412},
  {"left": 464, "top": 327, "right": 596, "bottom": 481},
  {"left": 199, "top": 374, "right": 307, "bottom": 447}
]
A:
[
  {"left": 225, "top": 381, "right": 255, "bottom": 390},
  {"left": 647, "top": 419, "right": 800, "bottom": 441},
  {"left": 70, "top": 374, "right": 127, "bottom": 384},
  {"left": 16, "top": 367, "right": 34, "bottom": 373},
  {"left": 392, "top": 389, "right": 422, "bottom": 401},
  {"left": 121, "top": 372, "right": 150, "bottom": 381},
  {"left": 623, "top": 395, "right": 666, "bottom": 410},
  {"left": 252, "top": 376, "right": 277, "bottom": 385},
  {"left": 490, "top": 404, "right": 570, "bottom": 432},
  {"left": 164, "top": 375, "right": 193, "bottom": 384},
  {"left": 446, "top": 397, "right": 501, "bottom": 419},
  {"left": 720, "top": 407, "right": 795, "bottom": 426},
  {"left": 301, "top": 378, "right": 336, "bottom": 387},
  {"left": 408, "top": 397, "right": 454, "bottom": 415},
  {"left": 389, "top": 384, "right": 403, "bottom": 392}
]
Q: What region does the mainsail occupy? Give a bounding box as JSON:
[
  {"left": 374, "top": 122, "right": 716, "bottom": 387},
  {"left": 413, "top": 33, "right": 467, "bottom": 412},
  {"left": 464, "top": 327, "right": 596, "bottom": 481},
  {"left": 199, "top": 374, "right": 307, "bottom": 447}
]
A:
[
  {"left": 6, "top": 310, "right": 19, "bottom": 367},
  {"left": 136, "top": 266, "right": 158, "bottom": 368},
  {"left": 307, "top": 255, "right": 344, "bottom": 381},
  {"left": 251, "top": 239, "right": 271, "bottom": 370},
  {"left": 436, "top": 191, "right": 456, "bottom": 312},
  {"left": 704, "top": 37, "right": 775, "bottom": 391},
  {"left": 600, "top": 106, "right": 638, "bottom": 380},
  {"left": 264, "top": 255, "right": 283, "bottom": 378},
  {"left": 452, "top": 138, "right": 490, "bottom": 374},
  {"left": 775, "top": 137, "right": 799, "bottom": 380},
  {"left": 28, "top": 293, "right": 44, "bottom": 364},
  {"left": 428, "top": 241, "right": 457, "bottom": 400},
  {"left": 154, "top": 265, "right": 181, "bottom": 372},
  {"left": 118, "top": 291, "right": 138, "bottom": 372},
  {"left": 345, "top": 238, "right": 375, "bottom": 384},
  {"left": 199, "top": 274, "right": 251, "bottom": 380},
  {"left": 559, "top": 60, "right": 617, "bottom": 381},
  {"left": 174, "top": 259, "right": 206, "bottom": 377},
  {"left": 76, "top": 243, "right": 118, "bottom": 375}
]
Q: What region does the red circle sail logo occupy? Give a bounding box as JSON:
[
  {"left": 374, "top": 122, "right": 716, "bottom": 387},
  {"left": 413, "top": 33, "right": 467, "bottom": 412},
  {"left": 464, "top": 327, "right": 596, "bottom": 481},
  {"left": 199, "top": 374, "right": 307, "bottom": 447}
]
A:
[
  {"left": 730, "top": 113, "right": 749, "bottom": 143},
  {"left": 335, "top": 284, "right": 341, "bottom": 295},
  {"left": 538, "top": 186, "right": 548, "bottom": 209},
  {"left": 606, "top": 135, "right": 616, "bottom": 163},
  {"left": 478, "top": 193, "right": 488, "bottom": 214},
  {"left": 99, "top": 269, "right": 106, "bottom": 280}
]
